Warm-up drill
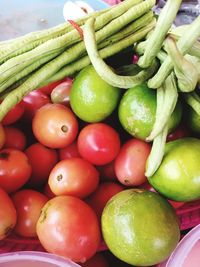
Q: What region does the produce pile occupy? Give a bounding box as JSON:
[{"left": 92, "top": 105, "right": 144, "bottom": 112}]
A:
[{"left": 0, "top": 0, "right": 200, "bottom": 266}]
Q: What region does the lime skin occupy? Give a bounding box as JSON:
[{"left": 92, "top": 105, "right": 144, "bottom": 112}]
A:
[
  {"left": 148, "top": 137, "right": 200, "bottom": 202},
  {"left": 102, "top": 189, "right": 180, "bottom": 266},
  {"left": 118, "top": 83, "right": 182, "bottom": 140},
  {"left": 70, "top": 65, "right": 121, "bottom": 123}
]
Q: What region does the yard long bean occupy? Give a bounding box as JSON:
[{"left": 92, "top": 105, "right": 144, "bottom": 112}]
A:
[
  {"left": 0, "top": 0, "right": 142, "bottom": 64},
  {"left": 148, "top": 15, "right": 200, "bottom": 89},
  {"left": 138, "top": 0, "right": 182, "bottom": 68},
  {"left": 83, "top": 17, "right": 157, "bottom": 88},
  {"left": 147, "top": 73, "right": 178, "bottom": 141},
  {"left": 0, "top": 0, "right": 155, "bottom": 95},
  {"left": 0, "top": 21, "right": 155, "bottom": 121}
]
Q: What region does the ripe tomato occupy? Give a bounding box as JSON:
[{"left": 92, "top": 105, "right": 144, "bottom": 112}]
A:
[
  {"left": 167, "top": 123, "right": 190, "bottom": 142},
  {"left": 51, "top": 78, "right": 73, "bottom": 106},
  {"left": 0, "top": 123, "right": 5, "bottom": 149},
  {"left": 38, "top": 78, "right": 68, "bottom": 95},
  {"left": 3, "top": 126, "right": 26, "bottom": 150},
  {"left": 59, "top": 141, "right": 80, "bottom": 160},
  {"left": 48, "top": 158, "right": 99, "bottom": 198},
  {"left": 78, "top": 123, "right": 121, "bottom": 166},
  {"left": 86, "top": 182, "right": 124, "bottom": 220},
  {"left": 36, "top": 196, "right": 101, "bottom": 263},
  {"left": 2, "top": 101, "right": 24, "bottom": 125},
  {"left": 0, "top": 187, "right": 17, "bottom": 240},
  {"left": 25, "top": 143, "right": 58, "bottom": 188},
  {"left": 32, "top": 103, "right": 79, "bottom": 149},
  {"left": 81, "top": 252, "right": 109, "bottom": 267},
  {"left": 1, "top": 101, "right": 25, "bottom": 125},
  {"left": 115, "top": 138, "right": 151, "bottom": 186},
  {"left": 22, "top": 90, "right": 51, "bottom": 121},
  {"left": 43, "top": 183, "right": 56, "bottom": 199},
  {"left": 12, "top": 189, "right": 48, "bottom": 237},
  {"left": 97, "top": 160, "right": 117, "bottom": 181},
  {"left": 0, "top": 148, "right": 32, "bottom": 193}
]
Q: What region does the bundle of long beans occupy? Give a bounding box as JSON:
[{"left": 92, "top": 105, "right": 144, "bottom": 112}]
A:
[{"left": 0, "top": 0, "right": 156, "bottom": 120}]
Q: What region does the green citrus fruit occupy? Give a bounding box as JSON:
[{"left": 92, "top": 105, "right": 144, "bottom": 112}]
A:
[
  {"left": 102, "top": 189, "right": 180, "bottom": 266},
  {"left": 148, "top": 137, "right": 200, "bottom": 202},
  {"left": 118, "top": 83, "right": 182, "bottom": 140},
  {"left": 70, "top": 65, "right": 120, "bottom": 123}
]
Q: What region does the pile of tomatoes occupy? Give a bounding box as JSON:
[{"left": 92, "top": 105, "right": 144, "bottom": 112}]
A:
[{"left": 0, "top": 77, "right": 189, "bottom": 265}]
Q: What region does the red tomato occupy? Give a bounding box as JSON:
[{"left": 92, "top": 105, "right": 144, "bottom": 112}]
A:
[
  {"left": 86, "top": 182, "right": 124, "bottom": 220},
  {"left": 48, "top": 158, "right": 99, "bottom": 198},
  {"left": 0, "top": 187, "right": 17, "bottom": 240},
  {"left": 38, "top": 78, "right": 68, "bottom": 95},
  {"left": 50, "top": 78, "right": 73, "bottom": 106},
  {"left": 81, "top": 252, "right": 109, "bottom": 267},
  {"left": 0, "top": 148, "right": 32, "bottom": 193},
  {"left": 97, "top": 160, "right": 117, "bottom": 181},
  {"left": 3, "top": 126, "right": 26, "bottom": 150},
  {"left": 1, "top": 101, "right": 24, "bottom": 125},
  {"left": 167, "top": 123, "right": 190, "bottom": 142},
  {"left": 44, "top": 183, "right": 56, "bottom": 199},
  {"left": 115, "top": 139, "right": 151, "bottom": 186},
  {"left": 12, "top": 189, "right": 48, "bottom": 237},
  {"left": 78, "top": 123, "right": 121, "bottom": 166},
  {"left": 22, "top": 90, "right": 51, "bottom": 121},
  {"left": 59, "top": 141, "right": 80, "bottom": 160},
  {"left": 32, "top": 103, "right": 79, "bottom": 149},
  {"left": 25, "top": 143, "right": 58, "bottom": 188},
  {"left": 0, "top": 123, "right": 5, "bottom": 149},
  {"left": 36, "top": 196, "right": 101, "bottom": 263}
]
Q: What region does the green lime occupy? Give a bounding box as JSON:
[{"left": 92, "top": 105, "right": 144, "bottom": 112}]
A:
[
  {"left": 70, "top": 65, "right": 120, "bottom": 123},
  {"left": 148, "top": 137, "right": 200, "bottom": 202},
  {"left": 118, "top": 83, "right": 182, "bottom": 140},
  {"left": 102, "top": 189, "right": 180, "bottom": 266}
]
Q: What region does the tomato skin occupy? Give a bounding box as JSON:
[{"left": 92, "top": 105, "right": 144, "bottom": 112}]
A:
[
  {"left": 59, "top": 141, "right": 80, "bottom": 160},
  {"left": 97, "top": 160, "right": 117, "bottom": 182},
  {"left": 167, "top": 123, "right": 190, "bottom": 142},
  {"left": 3, "top": 126, "right": 26, "bottom": 150},
  {"left": 86, "top": 182, "right": 124, "bottom": 220},
  {"left": 0, "top": 187, "right": 17, "bottom": 240},
  {"left": 0, "top": 148, "right": 32, "bottom": 193},
  {"left": 12, "top": 189, "right": 48, "bottom": 237},
  {"left": 51, "top": 78, "right": 73, "bottom": 106},
  {"left": 115, "top": 139, "right": 151, "bottom": 186},
  {"left": 0, "top": 124, "right": 5, "bottom": 149},
  {"left": 44, "top": 183, "right": 56, "bottom": 199},
  {"left": 1, "top": 101, "right": 25, "bottom": 125},
  {"left": 32, "top": 103, "right": 79, "bottom": 149},
  {"left": 78, "top": 123, "right": 121, "bottom": 166},
  {"left": 36, "top": 196, "right": 101, "bottom": 263},
  {"left": 48, "top": 158, "right": 99, "bottom": 198},
  {"left": 25, "top": 143, "right": 58, "bottom": 188},
  {"left": 22, "top": 90, "right": 51, "bottom": 121},
  {"left": 38, "top": 78, "right": 68, "bottom": 95},
  {"left": 81, "top": 252, "right": 109, "bottom": 267}
]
